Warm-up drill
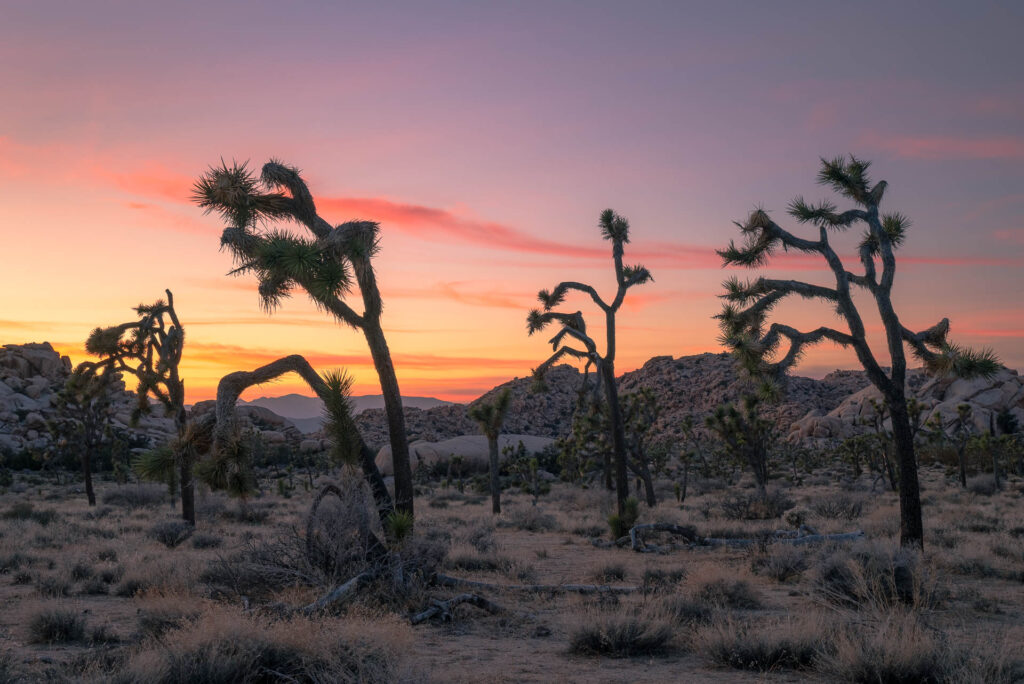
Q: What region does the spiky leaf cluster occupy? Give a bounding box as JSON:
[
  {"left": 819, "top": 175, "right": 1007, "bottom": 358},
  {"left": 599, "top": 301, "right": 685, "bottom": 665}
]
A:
[{"left": 468, "top": 388, "right": 512, "bottom": 439}]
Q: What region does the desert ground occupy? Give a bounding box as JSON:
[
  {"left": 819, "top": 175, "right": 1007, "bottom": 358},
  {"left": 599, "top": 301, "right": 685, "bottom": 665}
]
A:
[{"left": 1, "top": 463, "right": 1022, "bottom": 683}]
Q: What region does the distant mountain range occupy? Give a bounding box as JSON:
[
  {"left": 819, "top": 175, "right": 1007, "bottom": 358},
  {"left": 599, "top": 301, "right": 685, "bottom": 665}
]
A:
[{"left": 238, "top": 393, "right": 452, "bottom": 433}]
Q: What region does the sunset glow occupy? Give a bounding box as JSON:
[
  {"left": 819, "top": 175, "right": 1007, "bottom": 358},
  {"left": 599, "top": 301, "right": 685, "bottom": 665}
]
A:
[{"left": 2, "top": 2, "right": 1021, "bottom": 403}]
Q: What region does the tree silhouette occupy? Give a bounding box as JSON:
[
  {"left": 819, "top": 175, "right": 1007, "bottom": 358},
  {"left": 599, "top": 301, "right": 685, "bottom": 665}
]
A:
[
  {"left": 193, "top": 160, "right": 414, "bottom": 518},
  {"left": 468, "top": 388, "right": 511, "bottom": 514},
  {"left": 76, "top": 290, "right": 192, "bottom": 521},
  {"left": 527, "top": 209, "right": 652, "bottom": 516},
  {"left": 716, "top": 156, "right": 998, "bottom": 548}
]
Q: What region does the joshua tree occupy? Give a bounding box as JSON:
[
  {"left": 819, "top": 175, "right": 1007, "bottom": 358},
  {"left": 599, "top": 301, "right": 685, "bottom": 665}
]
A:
[
  {"left": 705, "top": 394, "right": 775, "bottom": 493},
  {"left": 212, "top": 355, "right": 394, "bottom": 525},
  {"left": 193, "top": 161, "right": 414, "bottom": 518},
  {"left": 527, "top": 209, "right": 652, "bottom": 516},
  {"left": 76, "top": 290, "right": 191, "bottom": 521},
  {"left": 716, "top": 155, "right": 999, "bottom": 548},
  {"left": 468, "top": 388, "right": 512, "bottom": 514},
  {"left": 48, "top": 369, "right": 118, "bottom": 505}
]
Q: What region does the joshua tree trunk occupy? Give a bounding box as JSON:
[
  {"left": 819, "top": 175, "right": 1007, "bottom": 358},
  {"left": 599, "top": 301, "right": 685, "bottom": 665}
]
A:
[
  {"left": 487, "top": 433, "right": 501, "bottom": 514},
  {"left": 957, "top": 444, "right": 968, "bottom": 489},
  {"left": 602, "top": 362, "right": 629, "bottom": 516},
  {"left": 82, "top": 451, "right": 96, "bottom": 506},
  {"left": 364, "top": 322, "right": 413, "bottom": 517},
  {"left": 886, "top": 394, "right": 923, "bottom": 548}
]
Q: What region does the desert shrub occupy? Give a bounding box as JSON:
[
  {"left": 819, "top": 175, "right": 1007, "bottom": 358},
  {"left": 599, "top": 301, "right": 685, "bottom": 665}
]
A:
[
  {"left": 641, "top": 568, "right": 687, "bottom": 593},
  {"left": 460, "top": 521, "right": 496, "bottom": 553},
  {"left": 568, "top": 611, "right": 674, "bottom": 657},
  {"left": 782, "top": 506, "right": 812, "bottom": 528},
  {"left": 0, "top": 552, "right": 34, "bottom": 573},
  {"left": 100, "top": 565, "right": 125, "bottom": 585},
  {"left": 751, "top": 545, "right": 810, "bottom": 582},
  {"left": 572, "top": 524, "right": 607, "bottom": 538},
  {"left": 447, "top": 552, "right": 515, "bottom": 574},
  {"left": 811, "top": 494, "right": 865, "bottom": 520},
  {"left": 0, "top": 650, "right": 20, "bottom": 683},
  {"left": 12, "top": 571, "right": 33, "bottom": 585},
  {"left": 2, "top": 503, "right": 58, "bottom": 526},
  {"left": 700, "top": 617, "right": 824, "bottom": 671},
  {"left": 115, "top": 577, "right": 149, "bottom": 597},
  {"left": 79, "top": 577, "right": 109, "bottom": 596},
  {"left": 967, "top": 474, "right": 998, "bottom": 496},
  {"left": 692, "top": 577, "right": 761, "bottom": 609},
  {"left": 607, "top": 497, "right": 639, "bottom": 539},
  {"left": 190, "top": 533, "right": 223, "bottom": 550},
  {"left": 719, "top": 490, "right": 793, "bottom": 520},
  {"left": 137, "top": 605, "right": 200, "bottom": 638},
  {"left": 97, "top": 549, "right": 118, "bottom": 562},
  {"left": 102, "top": 484, "right": 166, "bottom": 508},
  {"left": 147, "top": 521, "right": 194, "bottom": 549},
  {"left": 813, "top": 541, "right": 931, "bottom": 609},
  {"left": 27, "top": 607, "right": 86, "bottom": 644},
  {"left": 592, "top": 562, "right": 627, "bottom": 583},
  {"left": 111, "top": 611, "right": 403, "bottom": 683},
  {"left": 70, "top": 561, "right": 94, "bottom": 581},
  {"left": 220, "top": 506, "right": 271, "bottom": 525},
  {"left": 500, "top": 507, "right": 559, "bottom": 532},
  {"left": 35, "top": 574, "right": 72, "bottom": 598},
  {"left": 659, "top": 596, "right": 713, "bottom": 625},
  {"left": 90, "top": 624, "right": 120, "bottom": 644}
]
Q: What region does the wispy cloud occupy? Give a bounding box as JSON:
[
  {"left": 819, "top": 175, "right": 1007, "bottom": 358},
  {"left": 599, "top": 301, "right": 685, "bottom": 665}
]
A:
[{"left": 863, "top": 132, "right": 1024, "bottom": 160}]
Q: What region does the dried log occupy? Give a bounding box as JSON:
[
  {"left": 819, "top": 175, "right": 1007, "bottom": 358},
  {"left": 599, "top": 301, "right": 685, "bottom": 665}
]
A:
[
  {"left": 410, "top": 593, "right": 504, "bottom": 625},
  {"left": 300, "top": 569, "right": 379, "bottom": 615},
  {"left": 436, "top": 573, "right": 638, "bottom": 595},
  {"left": 629, "top": 523, "right": 699, "bottom": 552}
]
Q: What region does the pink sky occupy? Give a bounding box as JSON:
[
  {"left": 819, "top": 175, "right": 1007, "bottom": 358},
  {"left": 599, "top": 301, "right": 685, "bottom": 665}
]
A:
[{"left": 1, "top": 2, "right": 1021, "bottom": 402}]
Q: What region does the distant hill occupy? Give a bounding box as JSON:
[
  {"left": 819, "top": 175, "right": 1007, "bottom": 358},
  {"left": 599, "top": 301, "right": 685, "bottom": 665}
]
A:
[{"left": 239, "top": 393, "right": 452, "bottom": 433}]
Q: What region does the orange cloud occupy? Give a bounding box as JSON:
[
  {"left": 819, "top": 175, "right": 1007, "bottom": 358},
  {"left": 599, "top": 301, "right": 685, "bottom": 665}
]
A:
[{"left": 864, "top": 132, "right": 1024, "bottom": 160}]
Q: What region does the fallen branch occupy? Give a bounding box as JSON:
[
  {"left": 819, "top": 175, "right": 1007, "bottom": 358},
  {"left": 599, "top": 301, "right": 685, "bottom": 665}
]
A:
[
  {"left": 436, "top": 573, "right": 638, "bottom": 595},
  {"left": 300, "top": 569, "right": 379, "bottom": 615},
  {"left": 410, "top": 593, "right": 504, "bottom": 625},
  {"left": 629, "top": 523, "right": 699, "bottom": 552}
]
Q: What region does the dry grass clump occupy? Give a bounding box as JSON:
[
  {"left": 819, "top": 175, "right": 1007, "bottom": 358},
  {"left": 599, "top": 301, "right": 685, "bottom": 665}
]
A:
[
  {"left": 147, "top": 521, "right": 194, "bottom": 548},
  {"left": 111, "top": 609, "right": 409, "bottom": 683},
  {"left": 817, "top": 611, "right": 1022, "bottom": 683},
  {"left": 813, "top": 541, "right": 935, "bottom": 609},
  {"left": 2, "top": 502, "right": 58, "bottom": 526},
  {"left": 751, "top": 545, "right": 810, "bottom": 582},
  {"left": 591, "top": 561, "right": 627, "bottom": 583},
  {"left": 810, "top": 493, "right": 865, "bottom": 520},
  {"left": 568, "top": 608, "right": 674, "bottom": 657},
  {"left": 659, "top": 595, "right": 714, "bottom": 626},
  {"left": 459, "top": 520, "right": 496, "bottom": 553},
  {"left": 719, "top": 490, "right": 793, "bottom": 520},
  {"left": 641, "top": 567, "right": 686, "bottom": 593},
  {"left": 27, "top": 606, "right": 86, "bottom": 644},
  {"left": 698, "top": 615, "right": 826, "bottom": 672},
  {"left": 190, "top": 532, "right": 223, "bottom": 549},
  {"left": 101, "top": 484, "right": 167, "bottom": 508},
  {"left": 689, "top": 566, "right": 762, "bottom": 609},
  {"left": 499, "top": 506, "right": 559, "bottom": 532}
]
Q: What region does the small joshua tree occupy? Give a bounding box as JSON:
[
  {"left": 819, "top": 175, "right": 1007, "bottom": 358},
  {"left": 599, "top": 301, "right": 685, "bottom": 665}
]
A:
[
  {"left": 48, "top": 370, "right": 119, "bottom": 506},
  {"left": 76, "top": 290, "right": 191, "bottom": 521},
  {"left": 468, "top": 388, "right": 512, "bottom": 514},
  {"left": 193, "top": 161, "right": 414, "bottom": 518},
  {"left": 705, "top": 394, "right": 775, "bottom": 494},
  {"left": 716, "top": 156, "right": 999, "bottom": 548},
  {"left": 527, "top": 209, "right": 652, "bottom": 516}
]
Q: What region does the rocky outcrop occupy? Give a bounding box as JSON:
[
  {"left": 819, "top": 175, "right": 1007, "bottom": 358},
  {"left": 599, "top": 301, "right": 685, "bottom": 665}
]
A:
[
  {"left": 0, "top": 342, "right": 176, "bottom": 454},
  {"left": 189, "top": 401, "right": 305, "bottom": 449},
  {"left": 790, "top": 367, "right": 1024, "bottom": 442}
]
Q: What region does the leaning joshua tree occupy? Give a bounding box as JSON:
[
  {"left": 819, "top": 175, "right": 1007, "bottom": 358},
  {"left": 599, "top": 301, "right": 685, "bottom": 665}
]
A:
[
  {"left": 468, "top": 388, "right": 512, "bottom": 514},
  {"left": 527, "top": 209, "right": 652, "bottom": 516},
  {"left": 76, "top": 290, "right": 192, "bottom": 521},
  {"left": 193, "top": 161, "right": 414, "bottom": 518},
  {"left": 716, "top": 155, "right": 999, "bottom": 548}
]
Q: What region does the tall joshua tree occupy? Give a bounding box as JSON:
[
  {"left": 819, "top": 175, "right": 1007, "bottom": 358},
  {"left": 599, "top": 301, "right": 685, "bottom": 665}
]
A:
[
  {"left": 48, "top": 369, "right": 118, "bottom": 506},
  {"left": 193, "top": 161, "right": 414, "bottom": 518},
  {"left": 76, "top": 290, "right": 191, "bottom": 521},
  {"left": 468, "top": 388, "right": 512, "bottom": 514},
  {"left": 527, "top": 209, "right": 652, "bottom": 516},
  {"left": 716, "top": 156, "right": 998, "bottom": 548}
]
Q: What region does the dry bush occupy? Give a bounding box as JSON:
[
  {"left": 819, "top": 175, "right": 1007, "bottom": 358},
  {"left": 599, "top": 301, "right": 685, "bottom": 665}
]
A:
[
  {"left": 591, "top": 562, "right": 627, "bottom": 583},
  {"left": 568, "top": 608, "right": 674, "bottom": 657},
  {"left": 698, "top": 615, "right": 826, "bottom": 672},
  {"left": 813, "top": 541, "right": 936, "bottom": 609},
  {"left": 499, "top": 507, "right": 559, "bottom": 532},
  {"left": 689, "top": 566, "right": 762, "bottom": 610},
  {"left": 109, "top": 609, "right": 408, "bottom": 683},
  {"left": 2, "top": 502, "right": 58, "bottom": 526},
  {"left": 137, "top": 598, "right": 201, "bottom": 638},
  {"left": 147, "top": 521, "right": 194, "bottom": 549},
  {"left": 27, "top": 606, "right": 86, "bottom": 644},
  {"left": 811, "top": 494, "right": 865, "bottom": 520},
  {"left": 719, "top": 490, "right": 793, "bottom": 520},
  {"left": 751, "top": 545, "right": 810, "bottom": 583},
  {"left": 658, "top": 595, "right": 714, "bottom": 626},
  {"left": 458, "top": 520, "right": 496, "bottom": 553},
  {"left": 816, "top": 611, "right": 1020, "bottom": 683},
  {"left": 641, "top": 567, "right": 687, "bottom": 593},
  {"left": 190, "top": 532, "right": 223, "bottom": 549},
  {"left": 101, "top": 484, "right": 166, "bottom": 508}
]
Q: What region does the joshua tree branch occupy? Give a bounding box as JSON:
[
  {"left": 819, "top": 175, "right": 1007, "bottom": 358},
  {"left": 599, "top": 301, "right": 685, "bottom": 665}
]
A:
[{"left": 549, "top": 282, "right": 609, "bottom": 312}]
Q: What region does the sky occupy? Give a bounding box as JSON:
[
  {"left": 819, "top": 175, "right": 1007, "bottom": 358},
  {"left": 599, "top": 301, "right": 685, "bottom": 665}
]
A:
[{"left": 1, "top": 1, "right": 1022, "bottom": 404}]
